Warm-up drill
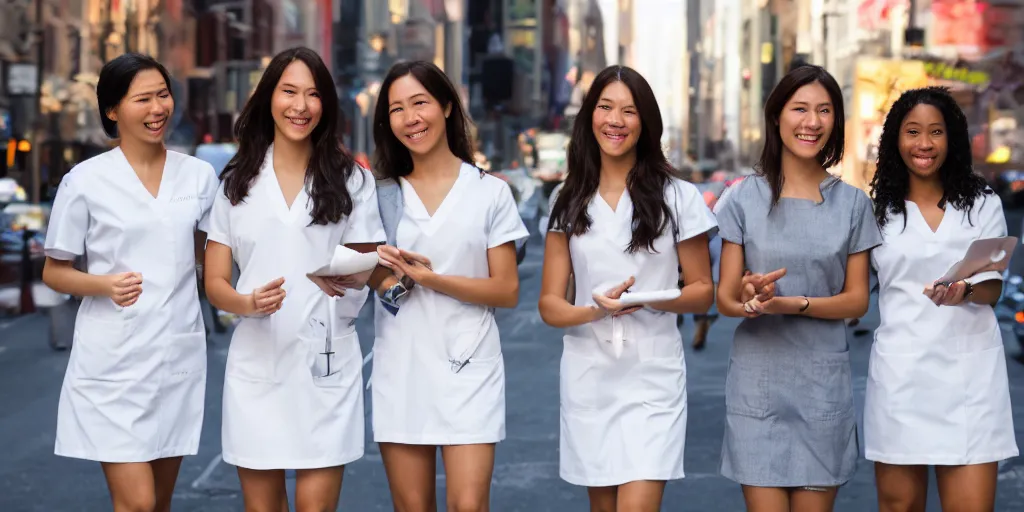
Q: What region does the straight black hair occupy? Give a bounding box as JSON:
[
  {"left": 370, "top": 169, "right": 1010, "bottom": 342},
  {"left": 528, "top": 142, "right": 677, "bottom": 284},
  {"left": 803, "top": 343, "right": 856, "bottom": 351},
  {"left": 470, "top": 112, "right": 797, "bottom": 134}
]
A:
[
  {"left": 221, "top": 47, "right": 356, "bottom": 225},
  {"left": 757, "top": 64, "right": 845, "bottom": 206},
  {"left": 372, "top": 60, "right": 475, "bottom": 178},
  {"left": 96, "top": 52, "right": 173, "bottom": 138},
  {"left": 549, "top": 65, "right": 677, "bottom": 253}
]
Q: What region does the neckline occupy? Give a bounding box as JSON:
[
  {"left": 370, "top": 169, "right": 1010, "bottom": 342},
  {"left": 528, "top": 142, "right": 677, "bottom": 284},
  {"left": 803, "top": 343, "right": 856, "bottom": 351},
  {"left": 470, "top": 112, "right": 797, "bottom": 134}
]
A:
[{"left": 115, "top": 146, "right": 171, "bottom": 202}]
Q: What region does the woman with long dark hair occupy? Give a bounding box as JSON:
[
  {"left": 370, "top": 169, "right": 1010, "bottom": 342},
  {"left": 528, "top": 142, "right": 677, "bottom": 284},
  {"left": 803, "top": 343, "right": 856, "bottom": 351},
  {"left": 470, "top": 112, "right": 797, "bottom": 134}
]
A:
[
  {"left": 867, "top": 87, "right": 1018, "bottom": 512},
  {"left": 203, "top": 47, "right": 384, "bottom": 509},
  {"left": 41, "top": 52, "right": 218, "bottom": 511},
  {"left": 369, "top": 60, "right": 528, "bottom": 511},
  {"left": 537, "top": 65, "right": 716, "bottom": 510},
  {"left": 715, "top": 64, "right": 881, "bottom": 511}
]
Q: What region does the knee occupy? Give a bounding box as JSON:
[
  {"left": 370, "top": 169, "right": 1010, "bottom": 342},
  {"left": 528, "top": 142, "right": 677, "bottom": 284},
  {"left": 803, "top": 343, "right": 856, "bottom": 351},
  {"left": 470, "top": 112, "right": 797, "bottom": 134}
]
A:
[
  {"left": 113, "top": 494, "right": 157, "bottom": 512},
  {"left": 447, "top": 492, "right": 488, "bottom": 512},
  {"left": 877, "top": 489, "right": 924, "bottom": 512}
]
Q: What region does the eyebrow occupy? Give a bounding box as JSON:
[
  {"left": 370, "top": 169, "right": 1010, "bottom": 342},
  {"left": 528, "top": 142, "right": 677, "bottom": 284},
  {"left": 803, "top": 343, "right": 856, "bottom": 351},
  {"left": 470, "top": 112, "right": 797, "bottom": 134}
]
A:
[
  {"left": 390, "top": 93, "right": 429, "bottom": 106},
  {"left": 279, "top": 82, "right": 315, "bottom": 90},
  {"left": 131, "top": 87, "right": 169, "bottom": 98},
  {"left": 790, "top": 101, "right": 832, "bottom": 107},
  {"left": 598, "top": 97, "right": 636, "bottom": 108}
]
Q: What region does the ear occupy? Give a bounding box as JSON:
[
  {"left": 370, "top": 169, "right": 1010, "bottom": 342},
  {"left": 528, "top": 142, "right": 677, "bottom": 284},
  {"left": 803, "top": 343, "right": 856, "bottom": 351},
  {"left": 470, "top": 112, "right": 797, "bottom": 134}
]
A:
[
  {"left": 444, "top": 103, "right": 452, "bottom": 119},
  {"left": 106, "top": 108, "right": 118, "bottom": 123}
]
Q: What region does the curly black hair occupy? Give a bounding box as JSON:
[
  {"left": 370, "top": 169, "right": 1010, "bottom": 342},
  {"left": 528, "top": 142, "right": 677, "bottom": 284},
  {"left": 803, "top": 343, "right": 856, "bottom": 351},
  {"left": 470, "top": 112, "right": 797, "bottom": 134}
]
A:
[{"left": 869, "top": 86, "right": 987, "bottom": 229}]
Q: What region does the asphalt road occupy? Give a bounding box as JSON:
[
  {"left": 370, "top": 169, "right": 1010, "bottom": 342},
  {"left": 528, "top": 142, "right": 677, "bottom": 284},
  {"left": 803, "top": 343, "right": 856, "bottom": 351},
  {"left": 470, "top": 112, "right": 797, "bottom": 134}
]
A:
[{"left": 2, "top": 227, "right": 1024, "bottom": 511}]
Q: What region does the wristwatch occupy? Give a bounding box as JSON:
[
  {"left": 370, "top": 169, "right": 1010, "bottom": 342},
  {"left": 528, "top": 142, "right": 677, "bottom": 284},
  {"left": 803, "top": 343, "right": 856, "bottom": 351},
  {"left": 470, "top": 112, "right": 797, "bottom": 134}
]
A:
[
  {"left": 962, "top": 279, "right": 974, "bottom": 300},
  {"left": 379, "top": 280, "right": 411, "bottom": 315}
]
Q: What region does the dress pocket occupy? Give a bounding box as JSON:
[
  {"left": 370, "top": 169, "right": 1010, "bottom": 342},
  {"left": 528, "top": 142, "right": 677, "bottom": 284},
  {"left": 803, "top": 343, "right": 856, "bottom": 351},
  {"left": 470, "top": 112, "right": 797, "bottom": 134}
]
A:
[
  {"left": 636, "top": 336, "right": 686, "bottom": 410},
  {"left": 795, "top": 350, "right": 854, "bottom": 423},
  {"left": 306, "top": 331, "right": 360, "bottom": 389},
  {"left": 72, "top": 315, "right": 140, "bottom": 381},
  {"left": 164, "top": 331, "right": 207, "bottom": 380},
  {"left": 560, "top": 336, "right": 600, "bottom": 412},
  {"left": 725, "top": 356, "right": 770, "bottom": 419}
]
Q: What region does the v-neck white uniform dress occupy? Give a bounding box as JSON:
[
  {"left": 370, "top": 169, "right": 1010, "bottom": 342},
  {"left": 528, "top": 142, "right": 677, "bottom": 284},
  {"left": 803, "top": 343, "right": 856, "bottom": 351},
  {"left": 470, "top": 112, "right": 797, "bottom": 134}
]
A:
[
  {"left": 371, "top": 162, "right": 529, "bottom": 445},
  {"left": 866, "top": 192, "right": 1019, "bottom": 465},
  {"left": 553, "top": 178, "right": 717, "bottom": 487},
  {"left": 207, "top": 145, "right": 385, "bottom": 470},
  {"left": 45, "top": 148, "right": 218, "bottom": 462}
]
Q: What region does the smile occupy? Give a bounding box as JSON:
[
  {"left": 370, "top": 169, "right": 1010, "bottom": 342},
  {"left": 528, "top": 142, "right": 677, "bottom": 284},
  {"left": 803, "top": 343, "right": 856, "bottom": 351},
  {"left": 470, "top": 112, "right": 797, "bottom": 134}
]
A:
[
  {"left": 144, "top": 119, "right": 166, "bottom": 131},
  {"left": 603, "top": 132, "right": 628, "bottom": 142},
  {"left": 911, "top": 155, "right": 937, "bottom": 167},
  {"left": 406, "top": 128, "right": 427, "bottom": 141},
  {"left": 795, "top": 134, "right": 821, "bottom": 144},
  {"left": 286, "top": 116, "right": 311, "bottom": 127}
]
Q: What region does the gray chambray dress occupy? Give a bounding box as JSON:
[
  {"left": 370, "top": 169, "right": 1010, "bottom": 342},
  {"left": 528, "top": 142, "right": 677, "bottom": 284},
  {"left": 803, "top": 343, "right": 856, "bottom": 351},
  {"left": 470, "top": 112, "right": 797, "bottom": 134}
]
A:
[{"left": 715, "top": 174, "right": 882, "bottom": 487}]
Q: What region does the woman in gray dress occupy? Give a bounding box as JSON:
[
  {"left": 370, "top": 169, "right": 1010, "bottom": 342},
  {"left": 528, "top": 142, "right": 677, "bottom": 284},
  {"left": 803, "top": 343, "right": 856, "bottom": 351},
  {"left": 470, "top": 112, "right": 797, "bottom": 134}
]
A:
[{"left": 714, "top": 65, "right": 883, "bottom": 511}]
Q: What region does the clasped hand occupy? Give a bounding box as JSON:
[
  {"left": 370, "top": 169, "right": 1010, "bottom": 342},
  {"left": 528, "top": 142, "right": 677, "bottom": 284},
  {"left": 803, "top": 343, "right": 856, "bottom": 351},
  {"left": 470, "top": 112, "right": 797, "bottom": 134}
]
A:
[
  {"left": 923, "top": 280, "right": 968, "bottom": 307},
  {"left": 740, "top": 268, "right": 788, "bottom": 317},
  {"left": 376, "top": 245, "right": 434, "bottom": 285}
]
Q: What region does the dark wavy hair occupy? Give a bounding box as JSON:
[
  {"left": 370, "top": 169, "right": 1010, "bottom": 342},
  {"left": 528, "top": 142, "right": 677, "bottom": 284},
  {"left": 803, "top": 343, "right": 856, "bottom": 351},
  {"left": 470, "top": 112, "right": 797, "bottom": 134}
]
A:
[
  {"left": 548, "top": 65, "right": 676, "bottom": 253},
  {"left": 97, "top": 53, "right": 173, "bottom": 138},
  {"left": 372, "top": 60, "right": 475, "bottom": 178},
  {"left": 869, "top": 86, "right": 986, "bottom": 229},
  {"left": 221, "top": 47, "right": 355, "bottom": 225},
  {"left": 758, "top": 64, "right": 845, "bottom": 206}
]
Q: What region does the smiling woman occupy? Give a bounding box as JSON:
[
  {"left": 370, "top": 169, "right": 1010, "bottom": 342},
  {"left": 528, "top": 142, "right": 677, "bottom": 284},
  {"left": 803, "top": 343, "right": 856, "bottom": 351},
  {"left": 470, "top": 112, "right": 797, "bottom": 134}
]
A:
[
  {"left": 41, "top": 52, "right": 220, "bottom": 512},
  {"left": 202, "top": 46, "right": 384, "bottom": 512}
]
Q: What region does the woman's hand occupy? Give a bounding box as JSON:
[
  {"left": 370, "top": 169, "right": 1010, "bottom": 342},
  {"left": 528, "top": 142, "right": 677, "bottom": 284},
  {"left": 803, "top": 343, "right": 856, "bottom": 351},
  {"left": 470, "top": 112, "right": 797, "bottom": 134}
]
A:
[
  {"left": 591, "top": 276, "right": 642, "bottom": 318},
  {"left": 925, "top": 280, "right": 968, "bottom": 306},
  {"left": 314, "top": 275, "right": 362, "bottom": 298},
  {"left": 248, "top": 277, "right": 286, "bottom": 316},
  {"left": 740, "top": 268, "right": 786, "bottom": 317},
  {"left": 377, "top": 245, "right": 436, "bottom": 285},
  {"left": 108, "top": 272, "right": 143, "bottom": 307}
]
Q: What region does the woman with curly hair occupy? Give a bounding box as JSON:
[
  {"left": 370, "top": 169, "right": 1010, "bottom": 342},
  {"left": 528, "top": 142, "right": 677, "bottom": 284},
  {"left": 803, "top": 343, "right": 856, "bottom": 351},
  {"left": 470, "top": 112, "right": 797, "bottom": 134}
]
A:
[{"left": 867, "top": 86, "right": 1018, "bottom": 512}]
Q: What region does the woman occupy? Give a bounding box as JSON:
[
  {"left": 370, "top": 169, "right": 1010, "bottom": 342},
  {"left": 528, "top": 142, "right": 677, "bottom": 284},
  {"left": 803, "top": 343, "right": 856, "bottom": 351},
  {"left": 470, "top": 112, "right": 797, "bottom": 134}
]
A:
[
  {"left": 369, "top": 60, "right": 528, "bottom": 512},
  {"left": 204, "top": 47, "right": 384, "bottom": 510},
  {"left": 867, "top": 87, "right": 1018, "bottom": 512},
  {"left": 537, "top": 65, "right": 716, "bottom": 511},
  {"left": 41, "top": 53, "right": 218, "bottom": 512},
  {"left": 715, "top": 64, "right": 881, "bottom": 512}
]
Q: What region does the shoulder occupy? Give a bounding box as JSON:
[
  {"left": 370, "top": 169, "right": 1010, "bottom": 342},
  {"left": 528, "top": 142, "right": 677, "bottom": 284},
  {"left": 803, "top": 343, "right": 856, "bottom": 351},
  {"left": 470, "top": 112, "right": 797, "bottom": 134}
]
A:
[
  {"left": 170, "top": 151, "right": 217, "bottom": 178},
  {"left": 61, "top": 149, "right": 119, "bottom": 188},
  {"left": 828, "top": 178, "right": 872, "bottom": 207},
  {"left": 665, "top": 176, "right": 700, "bottom": 198},
  {"left": 346, "top": 165, "right": 375, "bottom": 196},
  {"left": 972, "top": 187, "right": 1002, "bottom": 215}
]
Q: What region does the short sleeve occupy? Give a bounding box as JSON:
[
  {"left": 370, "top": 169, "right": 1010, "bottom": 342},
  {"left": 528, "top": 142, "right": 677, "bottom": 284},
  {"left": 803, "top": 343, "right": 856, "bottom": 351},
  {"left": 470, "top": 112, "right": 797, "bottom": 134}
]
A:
[
  {"left": 342, "top": 167, "right": 386, "bottom": 244},
  {"left": 205, "top": 182, "right": 233, "bottom": 248},
  {"left": 546, "top": 182, "right": 565, "bottom": 233},
  {"left": 849, "top": 188, "right": 883, "bottom": 254},
  {"left": 196, "top": 162, "right": 220, "bottom": 233},
  {"left": 713, "top": 181, "right": 745, "bottom": 245},
  {"left": 43, "top": 172, "right": 89, "bottom": 261},
  {"left": 971, "top": 192, "right": 1008, "bottom": 283},
  {"left": 670, "top": 179, "right": 718, "bottom": 243},
  {"left": 488, "top": 180, "right": 530, "bottom": 249}
]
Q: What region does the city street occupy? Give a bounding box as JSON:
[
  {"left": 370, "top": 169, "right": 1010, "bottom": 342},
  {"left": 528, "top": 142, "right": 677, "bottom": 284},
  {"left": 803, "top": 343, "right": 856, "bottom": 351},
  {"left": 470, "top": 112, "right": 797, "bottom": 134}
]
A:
[{"left": 3, "top": 227, "right": 1024, "bottom": 512}]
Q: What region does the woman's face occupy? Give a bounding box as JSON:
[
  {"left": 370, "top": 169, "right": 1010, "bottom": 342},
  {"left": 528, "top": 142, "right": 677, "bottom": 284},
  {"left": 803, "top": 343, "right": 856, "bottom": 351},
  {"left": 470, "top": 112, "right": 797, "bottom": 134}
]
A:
[
  {"left": 898, "top": 103, "right": 947, "bottom": 181},
  {"left": 778, "top": 81, "right": 834, "bottom": 161},
  {"left": 591, "top": 81, "right": 641, "bottom": 160},
  {"left": 106, "top": 69, "right": 173, "bottom": 144},
  {"left": 271, "top": 61, "right": 323, "bottom": 144},
  {"left": 387, "top": 74, "right": 451, "bottom": 157}
]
